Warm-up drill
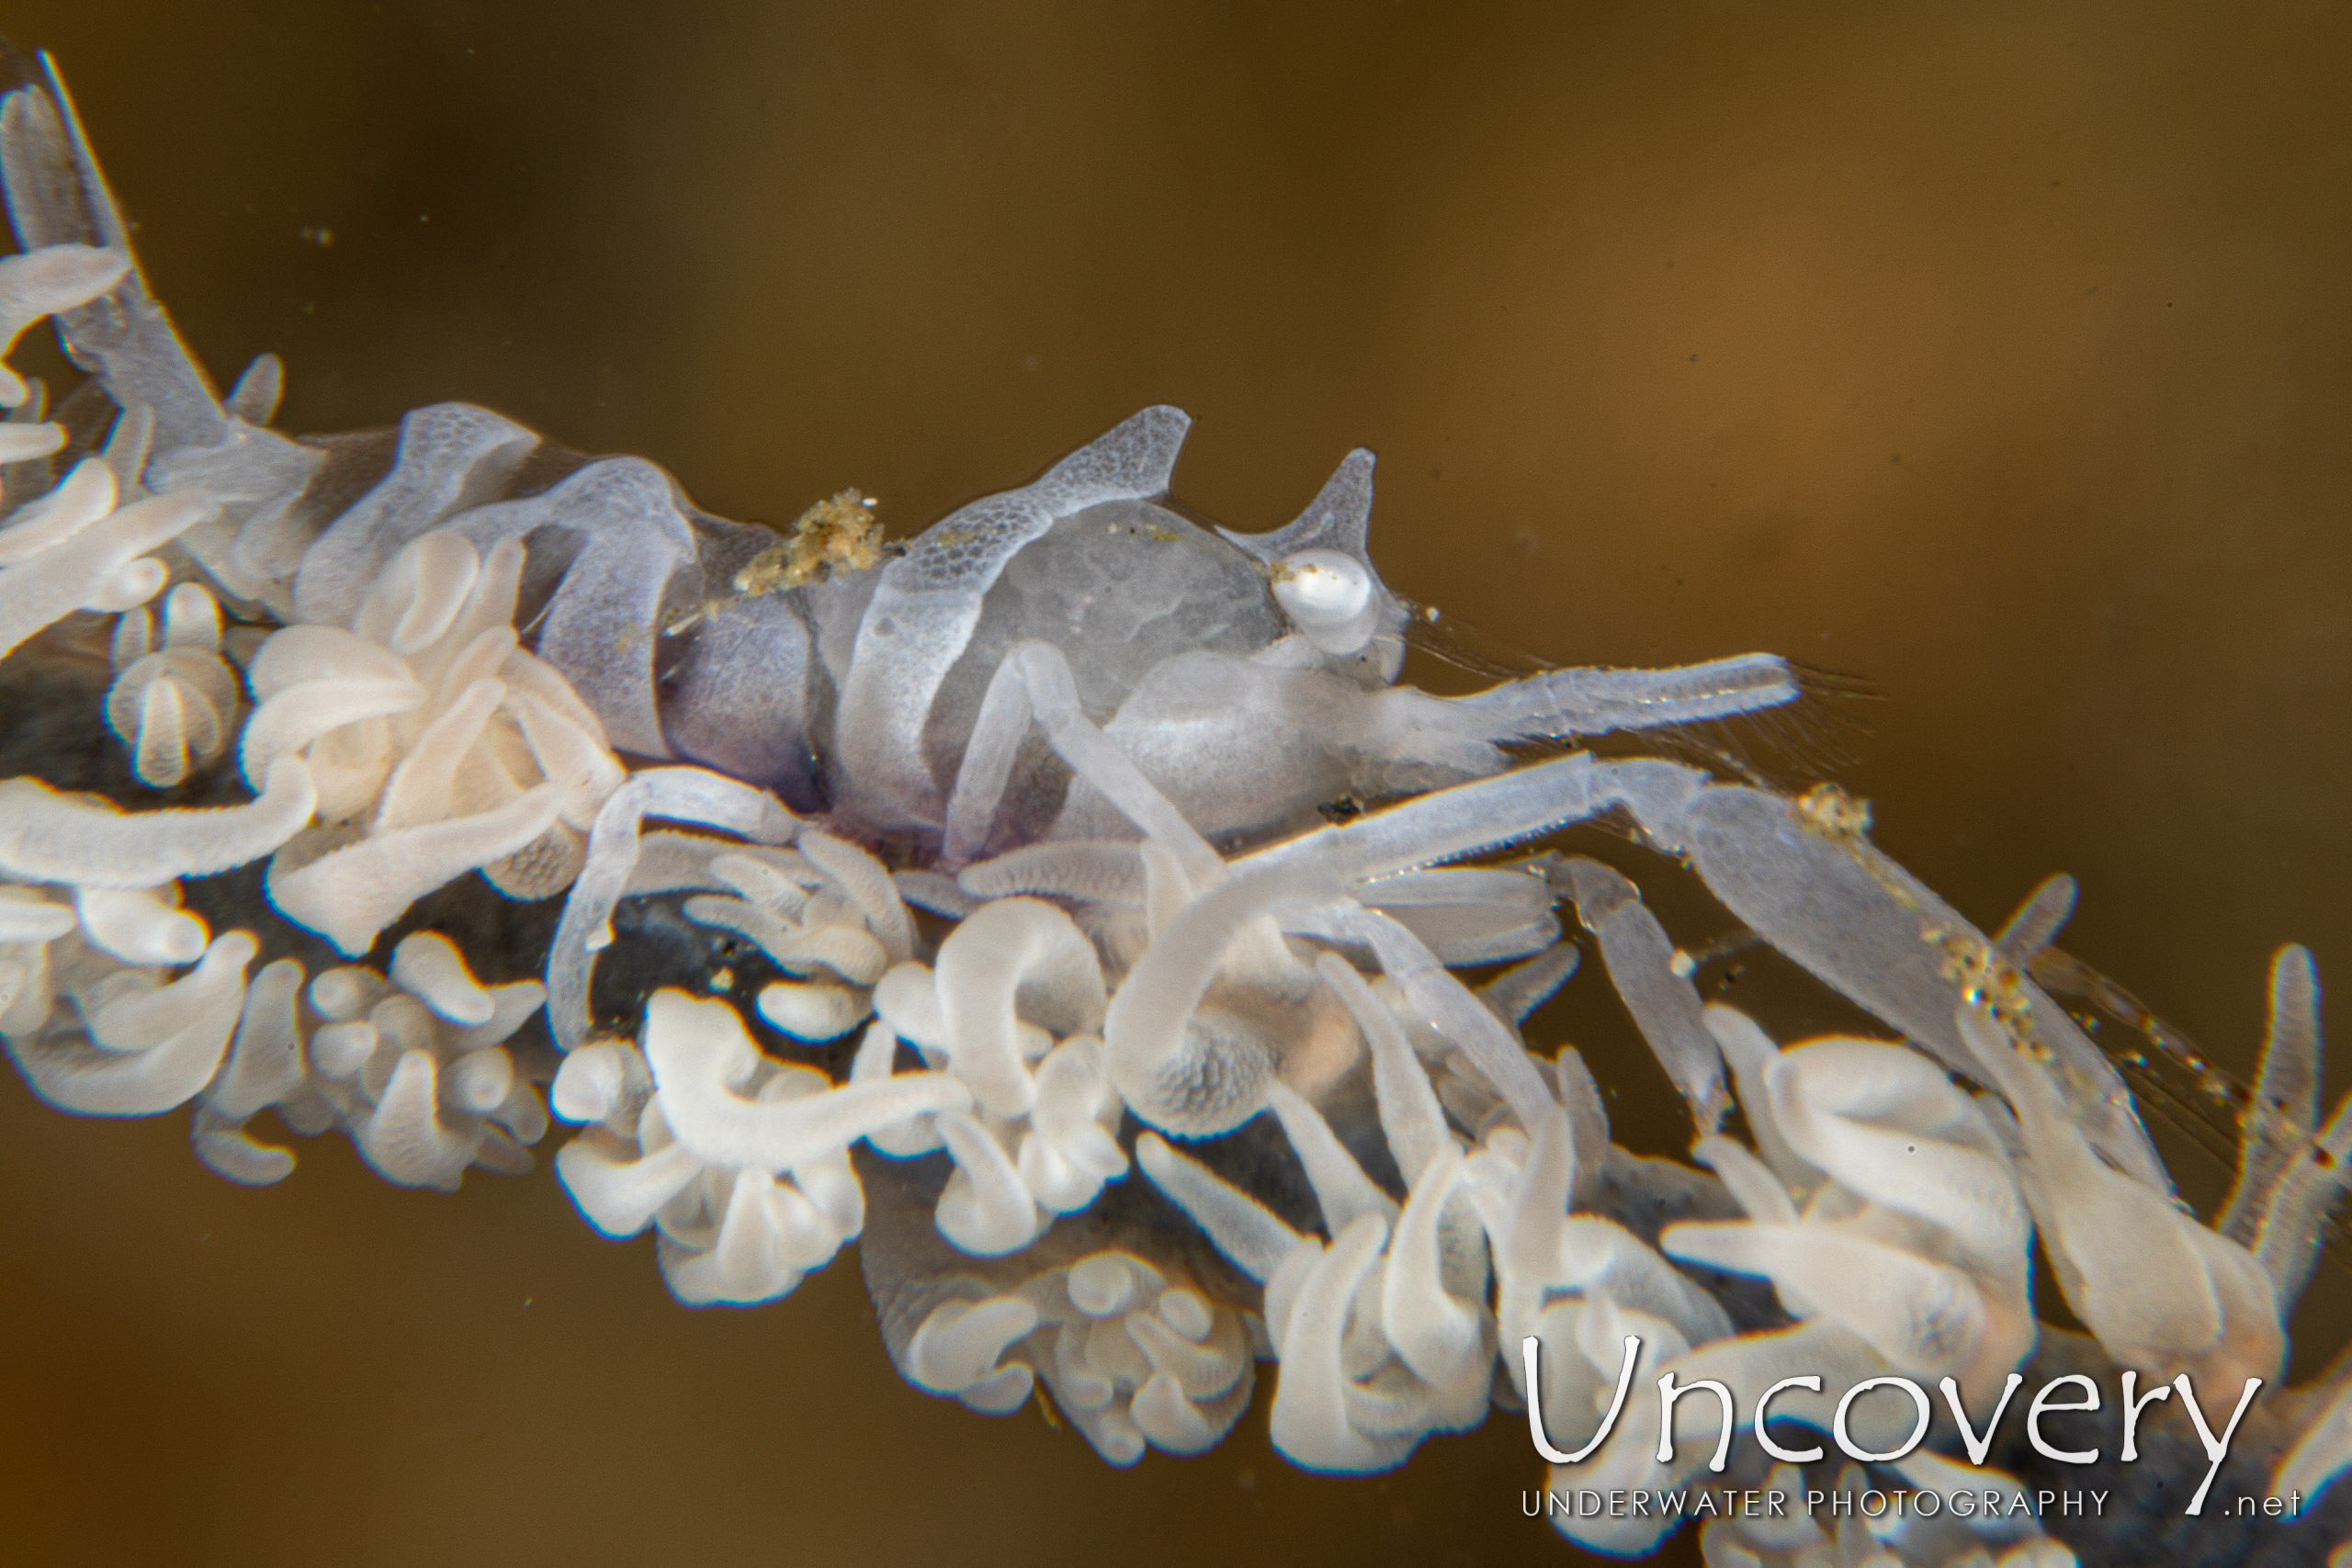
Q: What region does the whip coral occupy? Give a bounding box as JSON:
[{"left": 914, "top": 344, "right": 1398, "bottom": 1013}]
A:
[{"left": 0, "top": 39, "right": 2344, "bottom": 1568}]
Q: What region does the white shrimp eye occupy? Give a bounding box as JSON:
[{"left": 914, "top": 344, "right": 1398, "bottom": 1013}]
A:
[{"left": 1271, "top": 548, "right": 1374, "bottom": 630}]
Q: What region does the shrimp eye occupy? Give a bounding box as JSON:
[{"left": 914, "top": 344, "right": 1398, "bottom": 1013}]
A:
[{"left": 1271, "top": 548, "right": 1373, "bottom": 637}]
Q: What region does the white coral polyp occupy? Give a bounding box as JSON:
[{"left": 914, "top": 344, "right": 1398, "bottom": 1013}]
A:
[
  {"left": 9, "top": 928, "right": 256, "bottom": 1115},
  {"left": 291, "top": 931, "right": 550, "bottom": 1190},
  {"left": 0, "top": 875, "right": 335, "bottom": 1184},
  {"left": 0, "top": 454, "right": 210, "bottom": 661},
  {"left": 1016, "top": 1035, "right": 1127, "bottom": 1211},
  {"left": 1665, "top": 1025, "right": 2037, "bottom": 1393},
  {"left": 1956, "top": 1002, "right": 2284, "bottom": 1390},
  {"left": 1535, "top": 1010, "right": 2040, "bottom": 1559},
  {"left": 1134, "top": 984, "right": 1504, "bottom": 1476},
  {"left": 0, "top": 244, "right": 119, "bottom": 491},
  {"left": 0, "top": 243, "right": 129, "bottom": 408},
  {"left": 246, "top": 530, "right": 624, "bottom": 954},
  {"left": 902, "top": 1249, "right": 1258, "bottom": 1465},
  {"left": 866, "top": 896, "right": 1123, "bottom": 1254},
  {"left": 549, "top": 989, "right": 970, "bottom": 1305},
  {"left": 72, "top": 885, "right": 206, "bottom": 965},
  {"left": 106, "top": 582, "right": 241, "bottom": 789},
  {"left": 0, "top": 757, "right": 314, "bottom": 888},
  {"left": 673, "top": 829, "right": 916, "bottom": 1053},
  {"left": 0, "top": 880, "right": 281, "bottom": 1128}
]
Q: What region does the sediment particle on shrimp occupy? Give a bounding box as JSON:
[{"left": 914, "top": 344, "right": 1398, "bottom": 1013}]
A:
[{"left": 734, "top": 488, "right": 883, "bottom": 595}]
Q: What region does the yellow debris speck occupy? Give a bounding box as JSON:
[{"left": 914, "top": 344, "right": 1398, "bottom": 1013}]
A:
[
  {"left": 734, "top": 489, "right": 883, "bottom": 596},
  {"left": 663, "top": 490, "right": 882, "bottom": 637},
  {"left": 1793, "top": 783, "right": 1872, "bottom": 843},
  {"left": 1934, "top": 927, "right": 2039, "bottom": 1039}
]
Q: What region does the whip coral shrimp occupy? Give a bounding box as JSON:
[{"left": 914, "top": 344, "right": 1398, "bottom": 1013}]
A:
[{"left": 0, "top": 30, "right": 2346, "bottom": 1568}]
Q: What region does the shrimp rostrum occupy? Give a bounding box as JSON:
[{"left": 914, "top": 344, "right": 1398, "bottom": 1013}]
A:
[{"left": 0, "top": 46, "right": 2345, "bottom": 1568}]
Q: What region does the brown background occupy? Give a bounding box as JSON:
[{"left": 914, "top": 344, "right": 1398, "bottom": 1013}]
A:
[{"left": 0, "top": 3, "right": 2346, "bottom": 1565}]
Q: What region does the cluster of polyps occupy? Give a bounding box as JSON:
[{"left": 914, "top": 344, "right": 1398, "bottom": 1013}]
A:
[
  {"left": 680, "top": 827, "right": 915, "bottom": 1043},
  {"left": 106, "top": 580, "right": 241, "bottom": 789},
  {"left": 0, "top": 866, "right": 544, "bottom": 1190},
  {"left": 1519, "top": 1010, "right": 2041, "bottom": 1557},
  {"left": 872, "top": 896, "right": 1128, "bottom": 1251},
  {"left": 1508, "top": 922, "right": 2352, "bottom": 1562},
  {"left": 551, "top": 993, "right": 906, "bottom": 1304},
  {"left": 0, "top": 245, "right": 208, "bottom": 662},
  {"left": 248, "top": 528, "right": 625, "bottom": 955},
  {"left": 3, "top": 67, "right": 2352, "bottom": 1563},
  {"left": 899, "top": 1248, "right": 1258, "bottom": 1463},
  {"left": 284, "top": 932, "right": 549, "bottom": 1190},
  {"left": 1566, "top": 1017, "right": 2035, "bottom": 1529},
  {"left": 2, "top": 878, "right": 256, "bottom": 1117}
]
